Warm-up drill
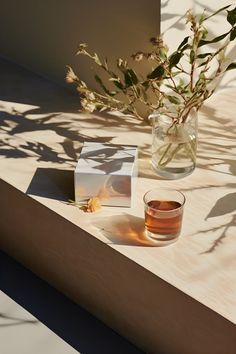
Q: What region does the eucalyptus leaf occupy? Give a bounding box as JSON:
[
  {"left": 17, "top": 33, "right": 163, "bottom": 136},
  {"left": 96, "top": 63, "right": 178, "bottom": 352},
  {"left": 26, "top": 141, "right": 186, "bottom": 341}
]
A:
[
  {"left": 180, "top": 44, "right": 191, "bottom": 52},
  {"left": 169, "top": 51, "right": 183, "bottom": 69},
  {"left": 177, "top": 36, "right": 189, "bottom": 51},
  {"left": 190, "top": 50, "right": 195, "bottom": 64},
  {"left": 166, "top": 95, "right": 181, "bottom": 104},
  {"left": 230, "top": 27, "right": 236, "bottom": 40},
  {"left": 227, "top": 7, "right": 236, "bottom": 26},
  {"left": 159, "top": 47, "right": 168, "bottom": 60},
  {"left": 104, "top": 57, "right": 109, "bottom": 70},
  {"left": 95, "top": 74, "right": 115, "bottom": 95},
  {"left": 94, "top": 53, "right": 102, "bottom": 66},
  {"left": 197, "top": 59, "right": 209, "bottom": 68},
  {"left": 124, "top": 69, "right": 139, "bottom": 87},
  {"left": 197, "top": 52, "right": 213, "bottom": 58},
  {"left": 109, "top": 77, "right": 124, "bottom": 90},
  {"left": 198, "top": 30, "right": 231, "bottom": 47},
  {"left": 226, "top": 62, "right": 236, "bottom": 70},
  {"left": 147, "top": 65, "right": 165, "bottom": 79},
  {"left": 113, "top": 81, "right": 124, "bottom": 90},
  {"left": 165, "top": 84, "right": 174, "bottom": 90},
  {"left": 201, "top": 4, "right": 231, "bottom": 22},
  {"left": 178, "top": 78, "right": 185, "bottom": 87}
]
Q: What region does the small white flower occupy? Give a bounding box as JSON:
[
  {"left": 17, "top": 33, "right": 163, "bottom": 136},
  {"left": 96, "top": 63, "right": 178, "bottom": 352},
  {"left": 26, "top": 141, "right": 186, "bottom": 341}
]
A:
[
  {"left": 81, "top": 98, "right": 96, "bottom": 113},
  {"left": 86, "top": 92, "right": 96, "bottom": 100},
  {"left": 65, "top": 66, "right": 77, "bottom": 83},
  {"left": 146, "top": 52, "right": 155, "bottom": 61},
  {"left": 131, "top": 51, "right": 144, "bottom": 62}
]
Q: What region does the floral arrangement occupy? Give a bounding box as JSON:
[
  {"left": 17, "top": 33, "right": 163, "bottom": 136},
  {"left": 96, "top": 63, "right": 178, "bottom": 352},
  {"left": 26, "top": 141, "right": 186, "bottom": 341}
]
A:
[{"left": 66, "top": 4, "right": 236, "bottom": 124}]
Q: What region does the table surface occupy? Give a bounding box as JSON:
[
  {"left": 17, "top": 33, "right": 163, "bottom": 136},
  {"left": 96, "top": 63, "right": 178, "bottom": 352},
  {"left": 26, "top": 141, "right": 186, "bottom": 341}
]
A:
[
  {"left": 0, "top": 58, "right": 236, "bottom": 326},
  {"left": 0, "top": 290, "right": 78, "bottom": 354}
]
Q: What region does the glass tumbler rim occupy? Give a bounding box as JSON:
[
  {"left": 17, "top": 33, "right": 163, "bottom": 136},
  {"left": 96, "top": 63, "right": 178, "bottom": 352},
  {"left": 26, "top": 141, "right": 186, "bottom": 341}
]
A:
[{"left": 143, "top": 188, "right": 186, "bottom": 213}]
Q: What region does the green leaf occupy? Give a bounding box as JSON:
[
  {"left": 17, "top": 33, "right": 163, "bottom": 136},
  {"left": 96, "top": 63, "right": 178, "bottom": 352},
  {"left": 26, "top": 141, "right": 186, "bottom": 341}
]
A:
[
  {"left": 93, "top": 53, "right": 102, "bottom": 66},
  {"left": 147, "top": 65, "right": 165, "bottom": 79},
  {"left": 166, "top": 95, "right": 181, "bottom": 105},
  {"left": 104, "top": 57, "right": 109, "bottom": 70},
  {"left": 226, "top": 62, "right": 236, "bottom": 70},
  {"left": 113, "top": 81, "right": 124, "bottom": 90},
  {"left": 227, "top": 7, "right": 236, "bottom": 26},
  {"left": 94, "top": 74, "right": 115, "bottom": 95},
  {"left": 171, "top": 71, "right": 182, "bottom": 77},
  {"left": 159, "top": 47, "right": 168, "bottom": 60},
  {"left": 165, "top": 84, "right": 173, "bottom": 90},
  {"left": 198, "top": 30, "right": 231, "bottom": 47},
  {"left": 128, "top": 69, "right": 139, "bottom": 85},
  {"left": 177, "top": 36, "right": 189, "bottom": 51},
  {"left": 109, "top": 77, "right": 124, "bottom": 90},
  {"left": 202, "top": 4, "right": 231, "bottom": 22},
  {"left": 180, "top": 44, "right": 191, "bottom": 52},
  {"left": 197, "top": 52, "right": 213, "bottom": 58},
  {"left": 178, "top": 78, "right": 185, "bottom": 87},
  {"left": 124, "top": 69, "right": 139, "bottom": 87},
  {"left": 169, "top": 51, "right": 183, "bottom": 69},
  {"left": 197, "top": 59, "right": 210, "bottom": 68},
  {"left": 190, "top": 50, "right": 195, "bottom": 64},
  {"left": 230, "top": 27, "right": 236, "bottom": 40}
]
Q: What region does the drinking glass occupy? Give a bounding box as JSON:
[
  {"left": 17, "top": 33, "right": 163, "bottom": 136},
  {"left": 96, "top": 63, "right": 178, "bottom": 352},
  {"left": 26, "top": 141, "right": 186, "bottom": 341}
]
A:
[{"left": 143, "top": 188, "right": 185, "bottom": 245}]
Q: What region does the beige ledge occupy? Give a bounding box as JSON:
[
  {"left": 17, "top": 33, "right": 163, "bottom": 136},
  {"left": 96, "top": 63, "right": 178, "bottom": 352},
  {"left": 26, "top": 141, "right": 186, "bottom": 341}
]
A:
[{"left": 0, "top": 58, "right": 236, "bottom": 354}]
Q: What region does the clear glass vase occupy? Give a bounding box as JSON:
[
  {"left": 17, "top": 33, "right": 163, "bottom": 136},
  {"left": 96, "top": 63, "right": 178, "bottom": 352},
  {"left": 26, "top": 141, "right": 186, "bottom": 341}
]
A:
[{"left": 149, "top": 109, "right": 198, "bottom": 179}]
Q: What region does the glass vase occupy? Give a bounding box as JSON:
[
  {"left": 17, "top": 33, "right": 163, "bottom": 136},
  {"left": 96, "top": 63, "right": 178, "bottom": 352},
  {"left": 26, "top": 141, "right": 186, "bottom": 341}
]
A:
[{"left": 149, "top": 109, "right": 198, "bottom": 179}]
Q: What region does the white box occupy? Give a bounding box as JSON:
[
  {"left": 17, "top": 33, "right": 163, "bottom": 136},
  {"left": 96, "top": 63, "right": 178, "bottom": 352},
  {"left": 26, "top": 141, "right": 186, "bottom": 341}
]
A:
[{"left": 74, "top": 142, "right": 138, "bottom": 207}]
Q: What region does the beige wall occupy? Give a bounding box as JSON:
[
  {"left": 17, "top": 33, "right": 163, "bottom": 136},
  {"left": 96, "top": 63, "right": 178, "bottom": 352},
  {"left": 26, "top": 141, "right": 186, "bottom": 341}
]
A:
[
  {"left": 1, "top": 1, "right": 235, "bottom": 91},
  {"left": 0, "top": 0, "right": 160, "bottom": 89}
]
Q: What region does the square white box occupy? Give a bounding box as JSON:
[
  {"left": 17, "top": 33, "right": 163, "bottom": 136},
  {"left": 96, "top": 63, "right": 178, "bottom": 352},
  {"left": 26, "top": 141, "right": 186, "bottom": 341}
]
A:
[{"left": 74, "top": 142, "right": 138, "bottom": 207}]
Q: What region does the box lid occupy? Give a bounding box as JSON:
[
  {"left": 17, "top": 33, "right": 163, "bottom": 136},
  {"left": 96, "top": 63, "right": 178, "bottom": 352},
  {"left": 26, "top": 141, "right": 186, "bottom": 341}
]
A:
[{"left": 75, "top": 142, "right": 137, "bottom": 175}]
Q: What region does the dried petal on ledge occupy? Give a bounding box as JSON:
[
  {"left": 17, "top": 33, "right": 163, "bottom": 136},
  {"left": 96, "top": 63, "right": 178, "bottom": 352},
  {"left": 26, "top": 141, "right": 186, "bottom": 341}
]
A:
[{"left": 80, "top": 197, "right": 101, "bottom": 213}]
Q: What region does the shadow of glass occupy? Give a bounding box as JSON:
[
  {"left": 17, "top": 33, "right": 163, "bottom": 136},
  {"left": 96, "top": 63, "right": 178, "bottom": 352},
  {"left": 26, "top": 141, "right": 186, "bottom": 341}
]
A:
[
  {"left": 26, "top": 168, "right": 74, "bottom": 201},
  {"left": 94, "top": 213, "right": 158, "bottom": 246}
]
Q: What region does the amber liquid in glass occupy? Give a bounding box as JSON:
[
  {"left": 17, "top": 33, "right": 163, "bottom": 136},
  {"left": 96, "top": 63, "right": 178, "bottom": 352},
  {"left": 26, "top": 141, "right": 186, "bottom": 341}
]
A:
[{"left": 145, "top": 200, "right": 182, "bottom": 237}]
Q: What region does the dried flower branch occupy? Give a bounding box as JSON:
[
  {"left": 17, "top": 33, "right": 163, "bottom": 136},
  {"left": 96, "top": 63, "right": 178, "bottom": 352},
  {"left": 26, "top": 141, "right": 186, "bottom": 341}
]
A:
[{"left": 67, "top": 5, "right": 236, "bottom": 123}]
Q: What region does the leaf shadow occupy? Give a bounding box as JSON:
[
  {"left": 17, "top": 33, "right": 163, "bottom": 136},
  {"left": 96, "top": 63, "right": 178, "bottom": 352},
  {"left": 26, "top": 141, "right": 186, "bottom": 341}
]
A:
[
  {"left": 205, "top": 192, "right": 236, "bottom": 220},
  {"left": 200, "top": 214, "right": 236, "bottom": 254},
  {"left": 0, "top": 58, "right": 150, "bottom": 167},
  {"left": 0, "top": 313, "right": 38, "bottom": 328},
  {"left": 182, "top": 183, "right": 236, "bottom": 254}
]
